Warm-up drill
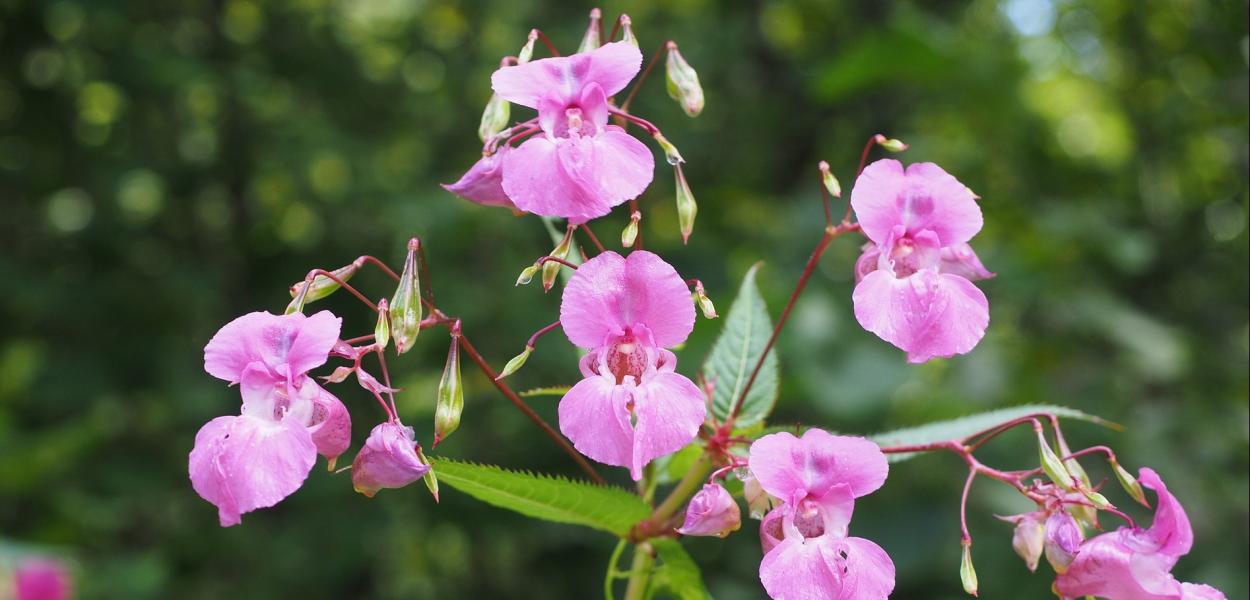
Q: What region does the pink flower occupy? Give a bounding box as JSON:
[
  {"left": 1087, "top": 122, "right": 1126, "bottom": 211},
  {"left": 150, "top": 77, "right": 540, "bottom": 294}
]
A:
[
  {"left": 1055, "top": 469, "right": 1226, "bottom": 600},
  {"left": 850, "top": 159, "right": 991, "bottom": 363},
  {"left": 14, "top": 558, "right": 71, "bottom": 600},
  {"left": 489, "top": 42, "right": 654, "bottom": 223},
  {"left": 191, "top": 311, "right": 351, "bottom": 526},
  {"left": 749, "top": 429, "right": 895, "bottom": 600},
  {"left": 351, "top": 422, "right": 430, "bottom": 497},
  {"left": 441, "top": 146, "right": 516, "bottom": 210},
  {"left": 557, "top": 251, "right": 704, "bottom": 480},
  {"left": 1045, "top": 510, "right": 1084, "bottom": 574},
  {"left": 678, "top": 483, "right": 742, "bottom": 538}
]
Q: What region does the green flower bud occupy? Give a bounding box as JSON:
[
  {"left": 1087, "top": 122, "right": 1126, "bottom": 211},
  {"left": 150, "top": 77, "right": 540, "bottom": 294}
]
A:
[
  {"left": 374, "top": 299, "right": 391, "bottom": 350},
  {"left": 874, "top": 134, "right": 908, "bottom": 153},
  {"left": 495, "top": 345, "right": 534, "bottom": 381},
  {"left": 434, "top": 335, "right": 463, "bottom": 446},
  {"left": 389, "top": 239, "right": 423, "bottom": 354},
  {"left": 1111, "top": 459, "right": 1148, "bottom": 506},
  {"left": 288, "top": 262, "right": 359, "bottom": 305},
  {"left": 517, "top": 30, "right": 537, "bottom": 64},
  {"left": 665, "top": 41, "right": 704, "bottom": 117},
  {"left": 542, "top": 228, "right": 574, "bottom": 292},
  {"left": 515, "top": 264, "right": 538, "bottom": 286},
  {"left": 960, "top": 543, "right": 978, "bottom": 597},
  {"left": 819, "top": 160, "right": 842, "bottom": 198},
  {"left": 576, "top": 8, "right": 601, "bottom": 54},
  {"left": 620, "top": 212, "right": 640, "bottom": 248},
  {"left": 1038, "top": 431, "right": 1076, "bottom": 491},
  {"left": 675, "top": 164, "right": 697, "bottom": 244},
  {"left": 477, "top": 93, "right": 511, "bottom": 143},
  {"left": 619, "top": 14, "right": 638, "bottom": 48},
  {"left": 653, "top": 132, "right": 685, "bottom": 165},
  {"left": 416, "top": 445, "right": 439, "bottom": 503}
]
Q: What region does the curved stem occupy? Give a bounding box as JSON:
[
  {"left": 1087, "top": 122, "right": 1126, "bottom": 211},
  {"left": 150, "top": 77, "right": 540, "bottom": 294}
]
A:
[
  {"left": 578, "top": 223, "right": 607, "bottom": 254},
  {"left": 604, "top": 538, "right": 628, "bottom": 600},
  {"left": 632, "top": 451, "right": 714, "bottom": 541},
  {"left": 526, "top": 320, "right": 562, "bottom": 348},
  {"left": 622, "top": 543, "right": 654, "bottom": 600},
  {"left": 619, "top": 42, "right": 667, "bottom": 115}
]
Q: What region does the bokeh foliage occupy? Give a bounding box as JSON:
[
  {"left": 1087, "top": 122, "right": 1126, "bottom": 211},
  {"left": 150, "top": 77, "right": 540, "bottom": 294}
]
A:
[{"left": 1, "top": 0, "right": 1246, "bottom": 598}]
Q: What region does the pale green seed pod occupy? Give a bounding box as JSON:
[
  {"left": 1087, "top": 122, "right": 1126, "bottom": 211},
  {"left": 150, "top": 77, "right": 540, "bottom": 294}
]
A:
[
  {"left": 675, "top": 164, "right": 697, "bottom": 244},
  {"left": 434, "top": 335, "right": 463, "bottom": 446},
  {"left": 577, "top": 8, "right": 601, "bottom": 54},
  {"left": 819, "top": 161, "right": 842, "bottom": 198},
  {"left": 389, "top": 239, "right": 423, "bottom": 354},
  {"left": 374, "top": 299, "right": 391, "bottom": 350},
  {"left": 288, "top": 262, "right": 359, "bottom": 305},
  {"left": 542, "top": 229, "right": 573, "bottom": 292},
  {"left": 1038, "top": 431, "right": 1076, "bottom": 491},
  {"left": 416, "top": 445, "right": 439, "bottom": 503},
  {"left": 665, "top": 41, "right": 704, "bottom": 117},
  {"left": 1111, "top": 459, "right": 1148, "bottom": 506},
  {"left": 495, "top": 345, "right": 534, "bottom": 381},
  {"left": 959, "top": 543, "right": 978, "bottom": 597}
]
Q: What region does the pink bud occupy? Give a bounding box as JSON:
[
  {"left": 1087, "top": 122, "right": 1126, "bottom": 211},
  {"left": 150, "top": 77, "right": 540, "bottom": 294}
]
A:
[
  {"left": 15, "top": 558, "right": 72, "bottom": 600},
  {"left": 1044, "top": 510, "right": 1084, "bottom": 574},
  {"left": 1010, "top": 512, "right": 1046, "bottom": 572},
  {"left": 351, "top": 422, "right": 431, "bottom": 498},
  {"left": 677, "top": 483, "right": 741, "bottom": 538}
]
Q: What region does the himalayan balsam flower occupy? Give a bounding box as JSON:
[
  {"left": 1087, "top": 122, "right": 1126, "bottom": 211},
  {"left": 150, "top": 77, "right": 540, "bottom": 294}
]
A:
[
  {"left": 850, "top": 159, "right": 992, "bottom": 363},
  {"left": 14, "top": 558, "right": 71, "bottom": 600},
  {"left": 191, "top": 311, "right": 350, "bottom": 526},
  {"left": 557, "top": 250, "right": 704, "bottom": 480},
  {"left": 351, "top": 422, "right": 431, "bottom": 497},
  {"left": 489, "top": 41, "right": 654, "bottom": 223},
  {"left": 1054, "top": 468, "right": 1226, "bottom": 600},
  {"left": 441, "top": 145, "right": 516, "bottom": 210},
  {"left": 678, "top": 483, "right": 742, "bottom": 538},
  {"left": 749, "top": 429, "right": 895, "bottom": 600}
]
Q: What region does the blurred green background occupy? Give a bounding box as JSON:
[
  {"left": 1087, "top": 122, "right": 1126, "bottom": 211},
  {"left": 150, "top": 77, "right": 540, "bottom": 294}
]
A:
[{"left": 1, "top": 0, "right": 1247, "bottom": 597}]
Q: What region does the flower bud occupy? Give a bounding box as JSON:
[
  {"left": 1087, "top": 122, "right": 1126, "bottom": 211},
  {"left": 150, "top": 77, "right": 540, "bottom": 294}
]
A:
[
  {"left": 960, "top": 542, "right": 978, "bottom": 597},
  {"left": 1009, "top": 513, "right": 1046, "bottom": 572},
  {"left": 1110, "top": 458, "right": 1148, "bottom": 506},
  {"left": 389, "top": 239, "right": 423, "bottom": 354},
  {"left": 434, "top": 335, "right": 464, "bottom": 446},
  {"left": 1044, "top": 511, "right": 1083, "bottom": 574},
  {"left": 477, "top": 93, "right": 511, "bottom": 143},
  {"left": 677, "top": 484, "right": 741, "bottom": 538},
  {"left": 495, "top": 345, "right": 533, "bottom": 381},
  {"left": 288, "top": 262, "right": 359, "bottom": 304},
  {"left": 515, "top": 264, "right": 538, "bottom": 286},
  {"left": 652, "top": 132, "right": 685, "bottom": 165},
  {"left": 675, "top": 164, "right": 697, "bottom": 244},
  {"left": 620, "top": 211, "right": 641, "bottom": 247},
  {"left": 517, "top": 29, "right": 538, "bottom": 64},
  {"left": 542, "top": 228, "right": 574, "bottom": 292},
  {"left": 819, "top": 160, "right": 842, "bottom": 198},
  {"left": 743, "top": 474, "right": 777, "bottom": 520},
  {"left": 417, "top": 445, "right": 439, "bottom": 502},
  {"left": 374, "top": 299, "right": 390, "bottom": 351},
  {"left": 619, "top": 14, "right": 638, "bottom": 47},
  {"left": 352, "top": 422, "right": 431, "bottom": 498},
  {"left": 665, "top": 41, "right": 704, "bottom": 117},
  {"left": 577, "top": 8, "right": 601, "bottom": 54},
  {"left": 691, "top": 282, "right": 717, "bottom": 319},
  {"left": 874, "top": 134, "right": 908, "bottom": 153},
  {"left": 1038, "top": 430, "right": 1076, "bottom": 491}
]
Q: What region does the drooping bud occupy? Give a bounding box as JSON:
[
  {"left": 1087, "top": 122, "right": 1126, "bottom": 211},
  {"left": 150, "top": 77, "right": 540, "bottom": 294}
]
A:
[
  {"left": 874, "top": 134, "right": 908, "bottom": 153},
  {"left": 542, "top": 227, "right": 573, "bottom": 292},
  {"left": 374, "top": 299, "right": 391, "bottom": 351},
  {"left": 434, "top": 334, "right": 464, "bottom": 446},
  {"left": 417, "top": 445, "right": 439, "bottom": 503},
  {"left": 621, "top": 210, "right": 641, "bottom": 247},
  {"left": 517, "top": 29, "right": 538, "bottom": 64},
  {"left": 515, "top": 264, "right": 538, "bottom": 286},
  {"left": 677, "top": 483, "right": 741, "bottom": 538},
  {"left": 477, "top": 93, "right": 511, "bottom": 143},
  {"left": 1111, "top": 458, "right": 1148, "bottom": 506},
  {"left": 1008, "top": 513, "right": 1046, "bottom": 572},
  {"left": 959, "top": 542, "right": 978, "bottom": 597},
  {"left": 351, "top": 422, "right": 431, "bottom": 498},
  {"left": 1054, "top": 434, "right": 1092, "bottom": 490},
  {"left": 1038, "top": 430, "right": 1076, "bottom": 491},
  {"left": 576, "top": 8, "right": 601, "bottom": 54},
  {"left": 495, "top": 345, "right": 533, "bottom": 381},
  {"left": 818, "top": 160, "right": 842, "bottom": 198},
  {"left": 288, "top": 262, "right": 359, "bottom": 304},
  {"left": 389, "top": 238, "right": 423, "bottom": 354},
  {"left": 653, "top": 132, "right": 685, "bottom": 165},
  {"left": 1043, "top": 511, "right": 1083, "bottom": 574},
  {"left": 619, "top": 14, "right": 638, "bottom": 47},
  {"left": 664, "top": 41, "right": 704, "bottom": 117},
  {"left": 691, "top": 281, "right": 717, "bottom": 319},
  {"left": 675, "top": 164, "right": 697, "bottom": 244}
]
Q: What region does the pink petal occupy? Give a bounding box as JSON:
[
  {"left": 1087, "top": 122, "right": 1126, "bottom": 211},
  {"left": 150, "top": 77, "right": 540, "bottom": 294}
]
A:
[
  {"left": 1139, "top": 468, "right": 1194, "bottom": 558},
  {"left": 852, "top": 269, "right": 989, "bottom": 363},
  {"left": 491, "top": 41, "right": 642, "bottom": 108},
  {"left": 188, "top": 414, "right": 316, "bottom": 527},
  {"left": 759, "top": 537, "right": 840, "bottom": 600},
  {"left": 501, "top": 136, "right": 613, "bottom": 222},
  {"left": 1056, "top": 533, "right": 1178, "bottom": 599},
  {"left": 15, "top": 558, "right": 72, "bottom": 600},
  {"left": 939, "top": 243, "right": 994, "bottom": 281},
  {"left": 308, "top": 385, "right": 351, "bottom": 465},
  {"left": 631, "top": 371, "right": 706, "bottom": 480},
  {"left": 760, "top": 508, "right": 786, "bottom": 555},
  {"left": 284, "top": 310, "right": 343, "bottom": 375},
  {"left": 677, "top": 483, "right": 742, "bottom": 538},
  {"left": 748, "top": 430, "right": 889, "bottom": 506},
  {"left": 560, "top": 251, "right": 695, "bottom": 349},
  {"left": 853, "top": 243, "right": 881, "bottom": 283},
  {"left": 850, "top": 159, "right": 983, "bottom": 247},
  {"left": 1181, "top": 584, "right": 1228, "bottom": 600},
  {"left": 350, "top": 422, "right": 430, "bottom": 497},
  {"left": 831, "top": 537, "right": 896, "bottom": 600},
  {"left": 203, "top": 311, "right": 341, "bottom": 383},
  {"left": 442, "top": 148, "right": 516, "bottom": 209},
  {"left": 557, "top": 376, "right": 635, "bottom": 471}
]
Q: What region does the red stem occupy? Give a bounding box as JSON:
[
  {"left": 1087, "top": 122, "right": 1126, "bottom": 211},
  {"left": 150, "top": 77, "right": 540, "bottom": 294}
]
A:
[
  {"left": 536, "top": 255, "right": 580, "bottom": 270},
  {"left": 527, "top": 320, "right": 562, "bottom": 349},
  {"left": 533, "top": 29, "right": 561, "bottom": 57},
  {"left": 578, "top": 223, "right": 607, "bottom": 254},
  {"left": 308, "top": 269, "right": 378, "bottom": 312},
  {"left": 619, "top": 42, "right": 667, "bottom": 115},
  {"left": 357, "top": 255, "right": 400, "bottom": 282}
]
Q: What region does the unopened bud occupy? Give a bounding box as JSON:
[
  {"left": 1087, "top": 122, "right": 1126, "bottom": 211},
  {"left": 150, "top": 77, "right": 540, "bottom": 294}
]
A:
[
  {"left": 1044, "top": 511, "right": 1083, "bottom": 574},
  {"left": 675, "top": 164, "right": 697, "bottom": 244},
  {"left": 1083, "top": 489, "right": 1112, "bottom": 509},
  {"left": 818, "top": 160, "right": 842, "bottom": 198},
  {"left": 874, "top": 134, "right": 908, "bottom": 153},
  {"left": 542, "top": 228, "right": 574, "bottom": 292},
  {"left": 496, "top": 345, "right": 533, "bottom": 380},
  {"left": 1111, "top": 459, "right": 1147, "bottom": 506},
  {"left": 289, "top": 262, "right": 359, "bottom": 304},
  {"left": 653, "top": 132, "right": 685, "bottom": 165},
  {"left": 477, "top": 93, "right": 511, "bottom": 143},
  {"left": 619, "top": 14, "right": 638, "bottom": 47},
  {"left": 1038, "top": 431, "right": 1076, "bottom": 491},
  {"left": 515, "top": 264, "right": 538, "bottom": 286},
  {"left": 677, "top": 483, "right": 741, "bottom": 538},
  {"left": 417, "top": 445, "right": 439, "bottom": 503},
  {"left": 1054, "top": 435, "right": 1092, "bottom": 490},
  {"left": 374, "top": 299, "right": 391, "bottom": 350},
  {"left": 960, "top": 542, "right": 978, "bottom": 597},
  {"left": 621, "top": 211, "right": 640, "bottom": 247},
  {"left": 434, "top": 335, "right": 464, "bottom": 446},
  {"left": 743, "top": 474, "right": 777, "bottom": 520},
  {"left": 518, "top": 30, "right": 538, "bottom": 64},
  {"left": 664, "top": 41, "right": 704, "bottom": 117},
  {"left": 1010, "top": 514, "right": 1046, "bottom": 572},
  {"left": 692, "top": 282, "right": 717, "bottom": 319},
  {"left": 577, "top": 8, "right": 601, "bottom": 54},
  {"left": 390, "top": 238, "right": 423, "bottom": 354}
]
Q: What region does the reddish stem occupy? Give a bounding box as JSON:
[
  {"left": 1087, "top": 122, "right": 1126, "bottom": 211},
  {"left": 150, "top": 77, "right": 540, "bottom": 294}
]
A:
[
  {"left": 357, "top": 255, "right": 400, "bottom": 282},
  {"left": 343, "top": 334, "right": 375, "bottom": 345},
  {"left": 609, "top": 107, "right": 660, "bottom": 135},
  {"left": 619, "top": 42, "right": 668, "bottom": 115},
  {"left": 533, "top": 29, "right": 561, "bottom": 57},
  {"left": 308, "top": 269, "right": 378, "bottom": 312},
  {"left": 536, "top": 255, "right": 580, "bottom": 270},
  {"left": 527, "top": 320, "right": 563, "bottom": 349},
  {"left": 578, "top": 223, "right": 607, "bottom": 254}
]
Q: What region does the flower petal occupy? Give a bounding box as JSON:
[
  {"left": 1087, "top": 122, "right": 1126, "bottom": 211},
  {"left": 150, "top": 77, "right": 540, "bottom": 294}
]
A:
[
  {"left": 308, "top": 385, "right": 351, "bottom": 464},
  {"left": 557, "top": 376, "right": 635, "bottom": 471},
  {"left": 631, "top": 371, "right": 705, "bottom": 480},
  {"left": 501, "top": 136, "right": 613, "bottom": 222},
  {"left": 188, "top": 414, "right": 316, "bottom": 527},
  {"left": 850, "top": 159, "right": 983, "bottom": 247},
  {"left": 560, "top": 251, "right": 694, "bottom": 349},
  {"left": 442, "top": 148, "right": 516, "bottom": 209},
  {"left": 852, "top": 269, "right": 988, "bottom": 363},
  {"left": 351, "top": 422, "right": 429, "bottom": 497},
  {"left": 1139, "top": 468, "right": 1194, "bottom": 558},
  {"left": 491, "top": 41, "right": 642, "bottom": 108},
  {"left": 759, "top": 537, "right": 841, "bottom": 600},
  {"left": 829, "top": 536, "right": 896, "bottom": 600},
  {"left": 939, "top": 243, "right": 994, "bottom": 281},
  {"left": 748, "top": 430, "right": 888, "bottom": 506},
  {"left": 203, "top": 311, "right": 341, "bottom": 383}
]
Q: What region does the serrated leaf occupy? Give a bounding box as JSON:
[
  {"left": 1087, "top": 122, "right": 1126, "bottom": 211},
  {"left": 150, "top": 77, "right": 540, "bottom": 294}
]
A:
[
  {"left": 871, "top": 405, "right": 1114, "bottom": 463},
  {"left": 519, "top": 385, "right": 573, "bottom": 398},
  {"left": 429, "top": 458, "right": 649, "bottom": 537},
  {"left": 648, "top": 539, "right": 711, "bottom": 600},
  {"left": 704, "top": 263, "right": 778, "bottom": 427}
]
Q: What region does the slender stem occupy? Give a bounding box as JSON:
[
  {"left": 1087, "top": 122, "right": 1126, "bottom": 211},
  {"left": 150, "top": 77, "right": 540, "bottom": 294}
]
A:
[
  {"left": 454, "top": 328, "right": 606, "bottom": 484},
  {"left": 607, "top": 14, "right": 623, "bottom": 42},
  {"left": 536, "top": 255, "right": 580, "bottom": 270},
  {"left": 620, "top": 43, "right": 667, "bottom": 115},
  {"left": 631, "top": 451, "right": 714, "bottom": 541},
  {"left": 608, "top": 107, "right": 660, "bottom": 135},
  {"left": 527, "top": 320, "right": 563, "bottom": 348},
  {"left": 308, "top": 268, "right": 378, "bottom": 312},
  {"left": 343, "top": 334, "right": 375, "bottom": 345},
  {"left": 357, "top": 255, "right": 400, "bottom": 282},
  {"left": 604, "top": 538, "right": 629, "bottom": 600},
  {"left": 959, "top": 468, "right": 976, "bottom": 543},
  {"left": 533, "top": 29, "right": 561, "bottom": 57},
  {"left": 622, "top": 543, "right": 654, "bottom": 600},
  {"left": 842, "top": 134, "right": 882, "bottom": 223},
  {"left": 374, "top": 346, "right": 399, "bottom": 417},
  {"left": 578, "top": 223, "right": 607, "bottom": 254}
]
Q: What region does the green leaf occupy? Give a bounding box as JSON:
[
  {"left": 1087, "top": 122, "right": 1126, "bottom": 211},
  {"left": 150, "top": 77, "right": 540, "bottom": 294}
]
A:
[
  {"left": 647, "top": 539, "right": 711, "bottom": 600},
  {"left": 429, "top": 458, "right": 649, "bottom": 537},
  {"left": 519, "top": 385, "right": 572, "bottom": 398},
  {"left": 870, "top": 405, "right": 1115, "bottom": 463},
  {"left": 651, "top": 442, "right": 704, "bottom": 485},
  {"left": 704, "top": 262, "right": 778, "bottom": 427}
]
